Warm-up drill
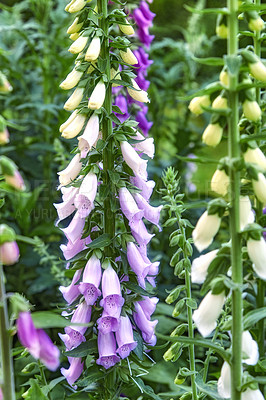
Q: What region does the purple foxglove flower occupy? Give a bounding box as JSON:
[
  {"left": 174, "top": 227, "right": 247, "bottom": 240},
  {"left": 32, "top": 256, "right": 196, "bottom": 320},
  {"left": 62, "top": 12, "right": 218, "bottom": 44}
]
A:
[
  {"left": 37, "top": 329, "right": 60, "bottom": 371},
  {"left": 119, "top": 187, "right": 144, "bottom": 223},
  {"left": 59, "top": 269, "right": 82, "bottom": 304},
  {"left": 78, "top": 255, "right": 102, "bottom": 305},
  {"left": 146, "top": 276, "right": 156, "bottom": 287},
  {"left": 130, "top": 219, "right": 154, "bottom": 246},
  {"left": 96, "top": 332, "right": 120, "bottom": 369},
  {"left": 114, "top": 95, "right": 130, "bottom": 123},
  {"left": 61, "top": 211, "right": 85, "bottom": 244},
  {"left": 121, "top": 141, "right": 148, "bottom": 180},
  {"left": 60, "top": 235, "right": 91, "bottom": 260},
  {"left": 138, "top": 296, "right": 159, "bottom": 319},
  {"left": 133, "top": 8, "right": 152, "bottom": 28},
  {"left": 0, "top": 240, "right": 20, "bottom": 266},
  {"left": 97, "top": 311, "right": 120, "bottom": 334},
  {"left": 54, "top": 187, "right": 78, "bottom": 225},
  {"left": 136, "top": 108, "right": 153, "bottom": 136},
  {"left": 133, "top": 302, "right": 158, "bottom": 342},
  {"left": 136, "top": 72, "right": 150, "bottom": 92},
  {"left": 100, "top": 266, "right": 125, "bottom": 316},
  {"left": 127, "top": 242, "right": 150, "bottom": 288},
  {"left": 78, "top": 114, "right": 100, "bottom": 158},
  {"left": 137, "top": 26, "right": 155, "bottom": 48},
  {"left": 146, "top": 334, "right": 157, "bottom": 346},
  {"left": 17, "top": 311, "right": 40, "bottom": 359},
  {"left": 134, "top": 193, "right": 162, "bottom": 229},
  {"left": 115, "top": 315, "right": 137, "bottom": 359},
  {"left": 132, "top": 130, "right": 154, "bottom": 158},
  {"left": 139, "top": 1, "right": 156, "bottom": 22},
  {"left": 133, "top": 48, "right": 153, "bottom": 72},
  {"left": 74, "top": 172, "right": 98, "bottom": 218},
  {"left": 61, "top": 357, "right": 84, "bottom": 387},
  {"left": 130, "top": 174, "right": 155, "bottom": 201}
]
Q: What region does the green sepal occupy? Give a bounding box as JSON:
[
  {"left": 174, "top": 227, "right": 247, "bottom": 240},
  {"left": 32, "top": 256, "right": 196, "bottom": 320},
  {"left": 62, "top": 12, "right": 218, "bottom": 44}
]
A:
[
  {"left": 207, "top": 198, "right": 228, "bottom": 217},
  {"left": 165, "top": 285, "right": 185, "bottom": 304},
  {"left": 172, "top": 298, "right": 185, "bottom": 317},
  {"left": 241, "top": 222, "right": 263, "bottom": 240},
  {"left": 0, "top": 155, "right": 16, "bottom": 176},
  {"left": 241, "top": 49, "right": 258, "bottom": 65},
  {"left": 10, "top": 293, "right": 31, "bottom": 317},
  {"left": 224, "top": 54, "right": 242, "bottom": 76},
  {"left": 246, "top": 164, "right": 259, "bottom": 180},
  {"left": 0, "top": 224, "right": 16, "bottom": 244},
  {"left": 210, "top": 277, "right": 227, "bottom": 295},
  {"left": 0, "top": 115, "right": 6, "bottom": 131}
]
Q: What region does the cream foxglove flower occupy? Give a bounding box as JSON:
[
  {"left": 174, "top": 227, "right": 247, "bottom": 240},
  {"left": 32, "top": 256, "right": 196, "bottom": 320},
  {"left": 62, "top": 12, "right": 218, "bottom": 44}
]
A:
[
  {"left": 212, "top": 95, "right": 228, "bottom": 109},
  {"left": 78, "top": 114, "right": 100, "bottom": 158},
  {"left": 60, "top": 69, "right": 83, "bottom": 90},
  {"left": 68, "top": 35, "right": 89, "bottom": 54},
  {"left": 217, "top": 361, "right": 231, "bottom": 399},
  {"left": 242, "top": 331, "right": 259, "bottom": 365},
  {"left": 58, "top": 154, "right": 82, "bottom": 188},
  {"left": 220, "top": 69, "right": 229, "bottom": 87},
  {"left": 192, "top": 211, "right": 221, "bottom": 252},
  {"left": 252, "top": 173, "right": 266, "bottom": 205},
  {"left": 67, "top": 17, "right": 84, "bottom": 34},
  {"left": 192, "top": 291, "right": 226, "bottom": 337},
  {"left": 64, "top": 88, "right": 84, "bottom": 111},
  {"left": 62, "top": 113, "right": 86, "bottom": 139},
  {"left": 119, "top": 20, "right": 134, "bottom": 35},
  {"left": 243, "top": 100, "right": 261, "bottom": 122},
  {"left": 249, "top": 60, "right": 266, "bottom": 82},
  {"left": 120, "top": 48, "right": 138, "bottom": 65},
  {"left": 202, "top": 123, "right": 223, "bottom": 147},
  {"left": 244, "top": 147, "right": 266, "bottom": 171},
  {"left": 188, "top": 95, "right": 210, "bottom": 115},
  {"left": 127, "top": 80, "right": 149, "bottom": 103},
  {"left": 85, "top": 37, "right": 101, "bottom": 61},
  {"left": 242, "top": 388, "right": 265, "bottom": 400},
  {"left": 59, "top": 110, "right": 78, "bottom": 132},
  {"left": 191, "top": 249, "right": 218, "bottom": 284},
  {"left": 239, "top": 196, "right": 254, "bottom": 230},
  {"left": 247, "top": 236, "right": 266, "bottom": 280},
  {"left": 132, "top": 130, "right": 155, "bottom": 158},
  {"left": 68, "top": 0, "right": 89, "bottom": 13},
  {"left": 121, "top": 141, "right": 148, "bottom": 180},
  {"left": 211, "top": 169, "right": 230, "bottom": 197},
  {"left": 248, "top": 17, "right": 264, "bottom": 32},
  {"left": 88, "top": 81, "right": 106, "bottom": 110}
]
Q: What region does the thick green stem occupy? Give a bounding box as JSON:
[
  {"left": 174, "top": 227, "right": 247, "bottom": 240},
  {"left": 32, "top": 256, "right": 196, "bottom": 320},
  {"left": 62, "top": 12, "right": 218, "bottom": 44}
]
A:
[
  {"left": 227, "top": 1, "right": 242, "bottom": 400},
  {"left": 98, "top": 0, "right": 115, "bottom": 256},
  {"left": 0, "top": 264, "right": 15, "bottom": 400}
]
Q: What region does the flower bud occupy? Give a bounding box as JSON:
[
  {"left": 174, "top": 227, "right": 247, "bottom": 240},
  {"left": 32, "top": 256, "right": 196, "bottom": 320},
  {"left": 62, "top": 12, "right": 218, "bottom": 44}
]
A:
[
  {"left": 120, "top": 48, "right": 138, "bottom": 65},
  {"left": 68, "top": 0, "right": 89, "bottom": 13},
  {"left": 242, "top": 388, "right": 265, "bottom": 400},
  {"left": 88, "top": 81, "right": 106, "bottom": 110},
  {"left": 85, "top": 37, "right": 101, "bottom": 62},
  {"left": 248, "top": 17, "right": 264, "bottom": 32},
  {"left": 0, "top": 72, "right": 12, "bottom": 93},
  {"left": 69, "top": 32, "right": 80, "bottom": 41},
  {"left": 243, "top": 100, "right": 261, "bottom": 121},
  {"left": 119, "top": 20, "right": 135, "bottom": 35},
  {"left": 211, "top": 169, "right": 230, "bottom": 197},
  {"left": 0, "top": 127, "right": 9, "bottom": 145},
  {"left": 247, "top": 236, "right": 266, "bottom": 280},
  {"left": 219, "top": 69, "right": 229, "bottom": 87},
  {"left": 62, "top": 113, "right": 86, "bottom": 139},
  {"left": 248, "top": 59, "right": 266, "bottom": 82},
  {"left": 212, "top": 95, "right": 228, "bottom": 109},
  {"left": 0, "top": 225, "right": 19, "bottom": 266},
  {"left": 110, "top": 68, "right": 121, "bottom": 87},
  {"left": 60, "top": 68, "right": 83, "bottom": 90},
  {"left": 239, "top": 196, "right": 254, "bottom": 230},
  {"left": 127, "top": 80, "right": 149, "bottom": 103},
  {"left": 59, "top": 110, "right": 78, "bottom": 132},
  {"left": 252, "top": 172, "right": 266, "bottom": 204},
  {"left": 64, "top": 88, "right": 84, "bottom": 111},
  {"left": 192, "top": 210, "right": 221, "bottom": 252},
  {"left": 68, "top": 35, "right": 88, "bottom": 54},
  {"left": 244, "top": 147, "right": 266, "bottom": 171},
  {"left": 58, "top": 154, "right": 82, "bottom": 188},
  {"left": 242, "top": 330, "right": 259, "bottom": 365},
  {"left": 5, "top": 170, "right": 25, "bottom": 191},
  {"left": 217, "top": 361, "right": 231, "bottom": 398},
  {"left": 216, "top": 24, "right": 228, "bottom": 38},
  {"left": 202, "top": 123, "right": 223, "bottom": 147},
  {"left": 67, "top": 17, "right": 84, "bottom": 34},
  {"left": 188, "top": 95, "right": 210, "bottom": 115}
]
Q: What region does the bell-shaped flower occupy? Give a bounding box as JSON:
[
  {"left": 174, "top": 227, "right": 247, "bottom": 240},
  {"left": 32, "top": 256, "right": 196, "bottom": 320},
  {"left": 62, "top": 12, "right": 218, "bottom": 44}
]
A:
[
  {"left": 59, "top": 269, "right": 82, "bottom": 305},
  {"left": 116, "top": 315, "right": 137, "bottom": 359},
  {"left": 119, "top": 20, "right": 134, "bottom": 35},
  {"left": 60, "top": 68, "right": 83, "bottom": 90},
  {"left": 191, "top": 249, "right": 218, "bottom": 284},
  {"left": 132, "top": 130, "right": 155, "bottom": 158},
  {"left": 59, "top": 301, "right": 91, "bottom": 350},
  {"left": 192, "top": 210, "right": 222, "bottom": 252},
  {"left": 78, "top": 255, "right": 101, "bottom": 305},
  {"left": 244, "top": 147, "right": 266, "bottom": 171},
  {"left": 68, "top": 0, "right": 89, "bottom": 13},
  {"left": 252, "top": 173, "right": 266, "bottom": 205},
  {"left": 249, "top": 60, "right": 266, "bottom": 82},
  {"left": 242, "top": 330, "right": 259, "bottom": 365},
  {"left": 88, "top": 81, "right": 106, "bottom": 110},
  {"left": 5, "top": 170, "right": 25, "bottom": 191},
  {"left": 67, "top": 17, "right": 84, "bottom": 34},
  {"left": 188, "top": 95, "right": 210, "bottom": 115},
  {"left": 74, "top": 172, "right": 98, "bottom": 218},
  {"left": 100, "top": 266, "right": 125, "bottom": 316},
  {"left": 61, "top": 357, "right": 84, "bottom": 387},
  {"left": 130, "top": 218, "right": 154, "bottom": 246},
  {"left": 64, "top": 88, "right": 84, "bottom": 111},
  {"left": 212, "top": 95, "right": 228, "bottom": 110},
  {"left": 119, "top": 187, "right": 144, "bottom": 223},
  {"left": 85, "top": 37, "right": 101, "bottom": 61},
  {"left": 61, "top": 211, "right": 85, "bottom": 244},
  {"left": 242, "top": 388, "right": 265, "bottom": 400},
  {"left": 96, "top": 332, "right": 120, "bottom": 369},
  {"left": 121, "top": 141, "right": 148, "bottom": 179},
  {"left": 217, "top": 361, "right": 231, "bottom": 399},
  {"left": 127, "top": 242, "right": 150, "bottom": 287},
  {"left": 54, "top": 186, "right": 78, "bottom": 224},
  {"left": 239, "top": 196, "right": 254, "bottom": 230},
  {"left": 0, "top": 241, "right": 20, "bottom": 266},
  {"left": 127, "top": 79, "right": 149, "bottom": 103},
  {"left": 120, "top": 48, "right": 138, "bottom": 65},
  {"left": 61, "top": 236, "right": 91, "bottom": 261},
  {"left": 130, "top": 174, "right": 155, "bottom": 201},
  {"left": 211, "top": 169, "right": 230, "bottom": 197},
  {"left": 78, "top": 114, "right": 100, "bottom": 158},
  {"left": 247, "top": 236, "right": 266, "bottom": 280},
  {"left": 68, "top": 35, "right": 88, "bottom": 54},
  {"left": 69, "top": 32, "right": 80, "bottom": 41},
  {"left": 60, "top": 110, "right": 78, "bottom": 132},
  {"left": 97, "top": 311, "right": 120, "bottom": 334},
  {"left": 138, "top": 296, "right": 159, "bottom": 319},
  {"left": 202, "top": 123, "right": 223, "bottom": 147},
  {"left": 133, "top": 302, "right": 158, "bottom": 343},
  {"left": 37, "top": 329, "right": 61, "bottom": 371},
  {"left": 192, "top": 291, "right": 226, "bottom": 337},
  {"left": 243, "top": 100, "right": 261, "bottom": 122},
  {"left": 134, "top": 193, "right": 163, "bottom": 230},
  {"left": 61, "top": 113, "right": 86, "bottom": 139}
]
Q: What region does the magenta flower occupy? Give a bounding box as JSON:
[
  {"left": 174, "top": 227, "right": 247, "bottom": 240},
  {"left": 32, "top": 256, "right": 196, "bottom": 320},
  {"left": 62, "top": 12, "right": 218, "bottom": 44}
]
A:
[
  {"left": 96, "top": 332, "right": 120, "bottom": 369},
  {"left": 119, "top": 187, "right": 144, "bottom": 223},
  {"left": 17, "top": 311, "right": 60, "bottom": 371},
  {"left": 115, "top": 315, "right": 137, "bottom": 359},
  {"left": 138, "top": 296, "right": 159, "bottom": 319},
  {"left": 97, "top": 311, "right": 120, "bottom": 334},
  {"left": 127, "top": 242, "right": 150, "bottom": 288},
  {"left": 100, "top": 266, "right": 125, "bottom": 316},
  {"left": 59, "top": 269, "right": 82, "bottom": 304},
  {"left": 61, "top": 357, "right": 84, "bottom": 387},
  {"left": 114, "top": 95, "right": 130, "bottom": 123},
  {"left": 130, "top": 218, "right": 154, "bottom": 246},
  {"left": 60, "top": 236, "right": 91, "bottom": 260},
  {"left": 78, "top": 255, "right": 102, "bottom": 305},
  {"left": 133, "top": 302, "right": 158, "bottom": 343},
  {"left": 134, "top": 193, "right": 162, "bottom": 229},
  {"left": 130, "top": 174, "right": 155, "bottom": 201},
  {"left": 136, "top": 108, "right": 153, "bottom": 136}
]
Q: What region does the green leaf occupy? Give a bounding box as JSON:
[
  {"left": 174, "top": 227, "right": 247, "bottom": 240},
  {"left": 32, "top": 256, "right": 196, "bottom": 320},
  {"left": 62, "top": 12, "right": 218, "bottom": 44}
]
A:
[
  {"left": 125, "top": 282, "right": 155, "bottom": 297},
  {"left": 25, "top": 379, "right": 48, "bottom": 400},
  {"left": 243, "top": 307, "right": 266, "bottom": 330},
  {"left": 65, "top": 339, "right": 97, "bottom": 357},
  {"left": 133, "top": 378, "right": 162, "bottom": 400},
  {"left": 184, "top": 5, "right": 229, "bottom": 14},
  {"left": 195, "top": 370, "right": 225, "bottom": 400},
  {"left": 77, "top": 368, "right": 104, "bottom": 388},
  {"left": 31, "top": 311, "right": 73, "bottom": 329},
  {"left": 192, "top": 56, "right": 224, "bottom": 66},
  {"left": 86, "top": 233, "right": 112, "bottom": 249},
  {"left": 133, "top": 330, "right": 144, "bottom": 360},
  {"left": 108, "top": 170, "right": 120, "bottom": 184},
  {"left": 42, "top": 377, "right": 65, "bottom": 396},
  {"left": 186, "top": 298, "right": 197, "bottom": 310},
  {"left": 0, "top": 198, "right": 4, "bottom": 208}
]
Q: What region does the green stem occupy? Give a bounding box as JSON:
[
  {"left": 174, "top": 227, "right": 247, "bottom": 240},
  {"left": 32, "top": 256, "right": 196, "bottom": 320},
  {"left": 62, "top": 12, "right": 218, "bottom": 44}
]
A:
[
  {"left": 98, "top": 0, "right": 115, "bottom": 256},
  {"left": 202, "top": 327, "right": 219, "bottom": 382},
  {"left": 0, "top": 264, "right": 15, "bottom": 400},
  {"left": 227, "top": 1, "right": 242, "bottom": 400}
]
